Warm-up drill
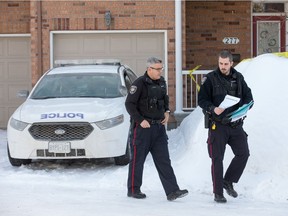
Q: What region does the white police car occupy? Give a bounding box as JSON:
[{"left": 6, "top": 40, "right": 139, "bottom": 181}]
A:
[{"left": 7, "top": 59, "right": 137, "bottom": 166}]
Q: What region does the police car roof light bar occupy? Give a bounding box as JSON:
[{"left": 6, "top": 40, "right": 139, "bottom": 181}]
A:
[{"left": 54, "top": 59, "right": 121, "bottom": 67}]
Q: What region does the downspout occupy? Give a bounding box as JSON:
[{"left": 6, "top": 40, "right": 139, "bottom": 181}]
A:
[
  {"left": 37, "top": 0, "right": 43, "bottom": 75},
  {"left": 175, "top": 0, "right": 183, "bottom": 113}
]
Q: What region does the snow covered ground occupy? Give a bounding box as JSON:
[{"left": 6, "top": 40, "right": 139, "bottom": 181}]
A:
[{"left": 0, "top": 53, "right": 287, "bottom": 216}]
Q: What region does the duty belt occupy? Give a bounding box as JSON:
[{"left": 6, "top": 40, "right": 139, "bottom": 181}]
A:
[
  {"left": 146, "top": 118, "right": 162, "bottom": 124},
  {"left": 228, "top": 119, "right": 243, "bottom": 128},
  {"left": 213, "top": 118, "right": 243, "bottom": 128}
]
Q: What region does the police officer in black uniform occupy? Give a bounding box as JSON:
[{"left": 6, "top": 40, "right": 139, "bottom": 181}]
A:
[
  {"left": 198, "top": 50, "right": 253, "bottom": 203},
  {"left": 125, "top": 57, "right": 188, "bottom": 201}
]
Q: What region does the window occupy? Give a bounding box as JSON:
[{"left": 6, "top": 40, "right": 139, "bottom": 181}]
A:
[
  {"left": 253, "top": 3, "right": 284, "bottom": 13},
  {"left": 124, "top": 69, "right": 137, "bottom": 90}
]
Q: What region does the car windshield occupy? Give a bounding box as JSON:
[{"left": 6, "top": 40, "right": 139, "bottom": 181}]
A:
[{"left": 30, "top": 73, "right": 123, "bottom": 99}]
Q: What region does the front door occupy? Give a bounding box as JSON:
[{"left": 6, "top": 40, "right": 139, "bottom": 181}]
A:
[{"left": 253, "top": 16, "right": 286, "bottom": 56}]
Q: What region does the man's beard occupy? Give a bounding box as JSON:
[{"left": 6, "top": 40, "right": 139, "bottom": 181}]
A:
[{"left": 220, "top": 68, "right": 229, "bottom": 75}]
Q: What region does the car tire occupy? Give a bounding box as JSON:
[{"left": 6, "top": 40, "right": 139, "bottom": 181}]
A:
[
  {"left": 7, "top": 143, "right": 32, "bottom": 167},
  {"left": 114, "top": 143, "right": 130, "bottom": 166}
]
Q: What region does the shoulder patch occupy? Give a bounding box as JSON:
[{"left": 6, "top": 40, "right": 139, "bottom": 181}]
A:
[{"left": 129, "top": 85, "right": 137, "bottom": 94}]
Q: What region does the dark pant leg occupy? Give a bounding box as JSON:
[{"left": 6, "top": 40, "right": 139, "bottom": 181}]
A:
[
  {"left": 150, "top": 124, "right": 179, "bottom": 195},
  {"left": 224, "top": 126, "right": 250, "bottom": 183},
  {"left": 207, "top": 123, "right": 229, "bottom": 195},
  {"left": 127, "top": 124, "right": 150, "bottom": 193}
]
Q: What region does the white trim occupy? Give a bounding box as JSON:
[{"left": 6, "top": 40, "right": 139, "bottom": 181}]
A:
[
  {"left": 175, "top": 0, "right": 183, "bottom": 113},
  {"left": 50, "top": 30, "right": 166, "bottom": 34},
  {"left": 251, "top": 6, "right": 254, "bottom": 56},
  {"left": 0, "top": 34, "right": 31, "bottom": 37},
  {"left": 182, "top": 70, "right": 211, "bottom": 75},
  {"left": 163, "top": 30, "right": 168, "bottom": 90},
  {"left": 252, "top": 13, "right": 286, "bottom": 16},
  {"left": 49, "top": 32, "right": 54, "bottom": 68}
]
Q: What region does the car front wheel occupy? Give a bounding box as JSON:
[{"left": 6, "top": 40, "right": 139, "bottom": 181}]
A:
[
  {"left": 7, "top": 143, "right": 32, "bottom": 167},
  {"left": 114, "top": 143, "right": 130, "bottom": 166}
]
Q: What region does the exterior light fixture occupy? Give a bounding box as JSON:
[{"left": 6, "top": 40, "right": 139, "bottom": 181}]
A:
[{"left": 105, "top": 11, "right": 111, "bottom": 26}]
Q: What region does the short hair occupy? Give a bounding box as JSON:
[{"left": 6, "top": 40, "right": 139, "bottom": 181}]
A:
[
  {"left": 218, "top": 50, "right": 233, "bottom": 62},
  {"left": 146, "top": 57, "right": 162, "bottom": 67}
]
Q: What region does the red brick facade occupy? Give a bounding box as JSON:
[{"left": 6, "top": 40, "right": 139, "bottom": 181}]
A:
[{"left": 0, "top": 1, "right": 30, "bottom": 33}]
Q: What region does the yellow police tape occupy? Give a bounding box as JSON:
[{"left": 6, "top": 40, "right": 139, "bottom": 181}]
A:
[
  {"left": 188, "top": 65, "right": 202, "bottom": 92},
  {"left": 240, "top": 52, "right": 288, "bottom": 62},
  {"left": 273, "top": 52, "right": 288, "bottom": 58}
]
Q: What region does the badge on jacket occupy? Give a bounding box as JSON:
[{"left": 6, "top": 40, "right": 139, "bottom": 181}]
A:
[{"left": 129, "top": 85, "right": 137, "bottom": 94}]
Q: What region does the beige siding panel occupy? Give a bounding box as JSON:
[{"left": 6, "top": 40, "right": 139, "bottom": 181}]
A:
[
  {"left": 53, "top": 32, "right": 164, "bottom": 77},
  {"left": 0, "top": 37, "right": 31, "bottom": 128}
]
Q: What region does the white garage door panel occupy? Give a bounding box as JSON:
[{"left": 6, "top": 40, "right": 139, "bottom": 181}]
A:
[
  {"left": 0, "top": 41, "right": 4, "bottom": 56},
  {"left": 7, "top": 61, "right": 30, "bottom": 81},
  {"left": 59, "top": 38, "right": 80, "bottom": 55},
  {"left": 136, "top": 35, "right": 162, "bottom": 53},
  {"left": 135, "top": 58, "right": 151, "bottom": 74},
  {"left": 7, "top": 39, "right": 30, "bottom": 57},
  {"left": 0, "top": 62, "right": 4, "bottom": 78},
  {"left": 8, "top": 84, "right": 29, "bottom": 103},
  {"left": 110, "top": 35, "right": 133, "bottom": 53},
  {"left": 0, "top": 86, "right": 4, "bottom": 100},
  {"left": 0, "top": 108, "right": 5, "bottom": 127},
  {"left": 83, "top": 36, "right": 107, "bottom": 54},
  {"left": 53, "top": 32, "right": 164, "bottom": 77},
  {"left": 0, "top": 37, "right": 31, "bottom": 128},
  {"left": 55, "top": 36, "right": 81, "bottom": 55}
]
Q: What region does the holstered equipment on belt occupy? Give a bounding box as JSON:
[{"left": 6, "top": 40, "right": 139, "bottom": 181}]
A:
[{"left": 204, "top": 111, "right": 211, "bottom": 129}]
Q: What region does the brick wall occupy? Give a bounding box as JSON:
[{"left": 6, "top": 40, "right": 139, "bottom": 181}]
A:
[
  {"left": 0, "top": 1, "right": 30, "bottom": 33},
  {"left": 185, "top": 1, "right": 252, "bottom": 70}
]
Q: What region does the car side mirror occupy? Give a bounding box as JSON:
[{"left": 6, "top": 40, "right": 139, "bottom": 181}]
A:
[
  {"left": 119, "top": 86, "right": 128, "bottom": 96},
  {"left": 17, "top": 90, "right": 29, "bottom": 98}
]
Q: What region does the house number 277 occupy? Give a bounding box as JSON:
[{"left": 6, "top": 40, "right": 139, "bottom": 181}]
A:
[{"left": 222, "top": 37, "right": 240, "bottom": 44}]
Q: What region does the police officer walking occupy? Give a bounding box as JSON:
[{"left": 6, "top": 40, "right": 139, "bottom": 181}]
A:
[
  {"left": 125, "top": 57, "right": 188, "bottom": 201},
  {"left": 198, "top": 50, "right": 253, "bottom": 203}
]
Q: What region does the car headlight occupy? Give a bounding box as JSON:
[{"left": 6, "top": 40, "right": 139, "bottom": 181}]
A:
[
  {"left": 10, "top": 118, "right": 29, "bottom": 131},
  {"left": 95, "top": 114, "right": 124, "bottom": 130}
]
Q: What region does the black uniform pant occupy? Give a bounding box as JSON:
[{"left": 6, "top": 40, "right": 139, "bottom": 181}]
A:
[
  {"left": 127, "top": 123, "right": 179, "bottom": 196},
  {"left": 207, "top": 122, "right": 250, "bottom": 195}
]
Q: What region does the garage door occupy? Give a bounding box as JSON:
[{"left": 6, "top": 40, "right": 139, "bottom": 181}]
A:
[
  {"left": 0, "top": 36, "right": 31, "bottom": 128},
  {"left": 53, "top": 32, "right": 165, "bottom": 77}
]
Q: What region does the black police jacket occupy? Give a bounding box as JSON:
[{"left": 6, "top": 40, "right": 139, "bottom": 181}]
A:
[
  {"left": 125, "top": 72, "right": 169, "bottom": 124},
  {"left": 198, "top": 67, "right": 253, "bottom": 122}
]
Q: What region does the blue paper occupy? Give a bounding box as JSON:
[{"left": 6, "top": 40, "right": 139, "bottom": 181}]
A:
[{"left": 227, "top": 100, "right": 254, "bottom": 122}]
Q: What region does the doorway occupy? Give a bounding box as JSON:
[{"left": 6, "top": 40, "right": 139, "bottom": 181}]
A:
[{"left": 253, "top": 16, "right": 286, "bottom": 56}]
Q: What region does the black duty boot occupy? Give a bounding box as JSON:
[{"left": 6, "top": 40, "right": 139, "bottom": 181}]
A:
[
  {"left": 223, "top": 180, "right": 238, "bottom": 198},
  {"left": 167, "top": 189, "right": 188, "bottom": 201},
  {"left": 214, "top": 194, "right": 227, "bottom": 203},
  {"left": 127, "top": 191, "right": 146, "bottom": 199}
]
